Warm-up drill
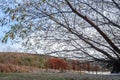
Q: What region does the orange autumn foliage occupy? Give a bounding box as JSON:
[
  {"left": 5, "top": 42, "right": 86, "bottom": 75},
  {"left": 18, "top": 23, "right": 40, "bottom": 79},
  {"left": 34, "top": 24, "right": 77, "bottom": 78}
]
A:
[
  {"left": 46, "top": 58, "right": 68, "bottom": 70},
  {"left": 94, "top": 65, "right": 100, "bottom": 71},
  {"left": 86, "top": 63, "right": 90, "bottom": 71},
  {"left": 71, "top": 60, "right": 80, "bottom": 71}
]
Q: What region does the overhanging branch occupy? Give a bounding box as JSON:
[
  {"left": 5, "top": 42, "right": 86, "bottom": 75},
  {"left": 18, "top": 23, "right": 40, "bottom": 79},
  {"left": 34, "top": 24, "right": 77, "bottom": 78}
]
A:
[{"left": 65, "top": 0, "right": 120, "bottom": 54}]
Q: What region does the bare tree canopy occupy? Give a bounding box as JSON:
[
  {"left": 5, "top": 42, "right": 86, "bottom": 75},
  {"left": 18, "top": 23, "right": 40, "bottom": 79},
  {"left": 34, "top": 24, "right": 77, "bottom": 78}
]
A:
[{"left": 0, "top": 0, "right": 120, "bottom": 73}]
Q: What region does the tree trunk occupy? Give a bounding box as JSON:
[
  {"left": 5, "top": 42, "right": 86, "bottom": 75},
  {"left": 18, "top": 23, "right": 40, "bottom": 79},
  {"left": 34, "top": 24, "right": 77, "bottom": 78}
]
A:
[{"left": 111, "top": 60, "right": 120, "bottom": 73}]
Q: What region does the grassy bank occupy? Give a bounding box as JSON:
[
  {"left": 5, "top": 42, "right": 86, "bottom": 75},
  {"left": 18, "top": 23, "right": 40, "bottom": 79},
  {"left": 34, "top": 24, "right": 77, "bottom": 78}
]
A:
[
  {"left": 0, "top": 52, "right": 103, "bottom": 73},
  {"left": 0, "top": 72, "right": 119, "bottom": 80}
]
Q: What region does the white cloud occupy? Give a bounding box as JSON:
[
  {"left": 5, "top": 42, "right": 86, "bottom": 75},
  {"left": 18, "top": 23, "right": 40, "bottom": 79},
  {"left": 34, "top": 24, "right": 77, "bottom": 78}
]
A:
[{"left": 0, "top": 42, "right": 22, "bottom": 52}]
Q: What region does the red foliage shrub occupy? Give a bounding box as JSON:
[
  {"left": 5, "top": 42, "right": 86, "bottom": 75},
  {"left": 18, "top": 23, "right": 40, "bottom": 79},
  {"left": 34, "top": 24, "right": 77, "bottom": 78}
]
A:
[
  {"left": 46, "top": 58, "right": 68, "bottom": 71},
  {"left": 86, "top": 63, "right": 90, "bottom": 71},
  {"left": 94, "top": 65, "right": 100, "bottom": 71},
  {"left": 71, "top": 60, "right": 80, "bottom": 71}
]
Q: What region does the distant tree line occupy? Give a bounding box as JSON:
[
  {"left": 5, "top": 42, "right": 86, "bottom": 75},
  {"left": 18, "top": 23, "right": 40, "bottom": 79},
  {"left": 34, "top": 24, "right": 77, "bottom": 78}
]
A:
[{"left": 45, "top": 57, "right": 102, "bottom": 72}]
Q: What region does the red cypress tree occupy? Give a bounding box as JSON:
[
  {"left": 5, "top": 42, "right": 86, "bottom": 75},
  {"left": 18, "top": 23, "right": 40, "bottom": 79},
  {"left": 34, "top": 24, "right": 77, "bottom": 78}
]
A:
[{"left": 45, "top": 58, "right": 68, "bottom": 71}]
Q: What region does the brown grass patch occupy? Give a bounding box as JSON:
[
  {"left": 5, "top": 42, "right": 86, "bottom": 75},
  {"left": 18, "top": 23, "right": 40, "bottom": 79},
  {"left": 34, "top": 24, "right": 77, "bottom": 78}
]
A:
[{"left": 0, "top": 63, "right": 36, "bottom": 72}]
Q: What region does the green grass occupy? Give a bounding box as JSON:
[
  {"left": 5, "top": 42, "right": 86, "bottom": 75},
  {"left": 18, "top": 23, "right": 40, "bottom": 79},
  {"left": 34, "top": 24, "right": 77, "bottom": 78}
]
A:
[
  {"left": 0, "top": 72, "right": 70, "bottom": 80},
  {"left": 0, "top": 72, "right": 116, "bottom": 80}
]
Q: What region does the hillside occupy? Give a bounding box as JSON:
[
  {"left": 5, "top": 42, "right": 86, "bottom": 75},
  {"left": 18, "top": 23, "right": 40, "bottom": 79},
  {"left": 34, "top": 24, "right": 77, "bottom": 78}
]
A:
[
  {"left": 0, "top": 52, "right": 102, "bottom": 73},
  {"left": 0, "top": 52, "right": 48, "bottom": 72}
]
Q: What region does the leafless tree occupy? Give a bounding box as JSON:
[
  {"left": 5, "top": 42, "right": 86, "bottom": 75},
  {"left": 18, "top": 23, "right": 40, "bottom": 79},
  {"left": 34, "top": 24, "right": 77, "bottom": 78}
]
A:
[{"left": 0, "top": 0, "right": 120, "bottom": 73}]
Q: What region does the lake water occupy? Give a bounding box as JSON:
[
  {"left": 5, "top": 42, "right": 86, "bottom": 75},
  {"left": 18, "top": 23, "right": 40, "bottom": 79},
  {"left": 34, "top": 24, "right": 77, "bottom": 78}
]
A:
[
  {"left": 84, "top": 71, "right": 119, "bottom": 75},
  {"left": 84, "top": 71, "right": 120, "bottom": 76}
]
